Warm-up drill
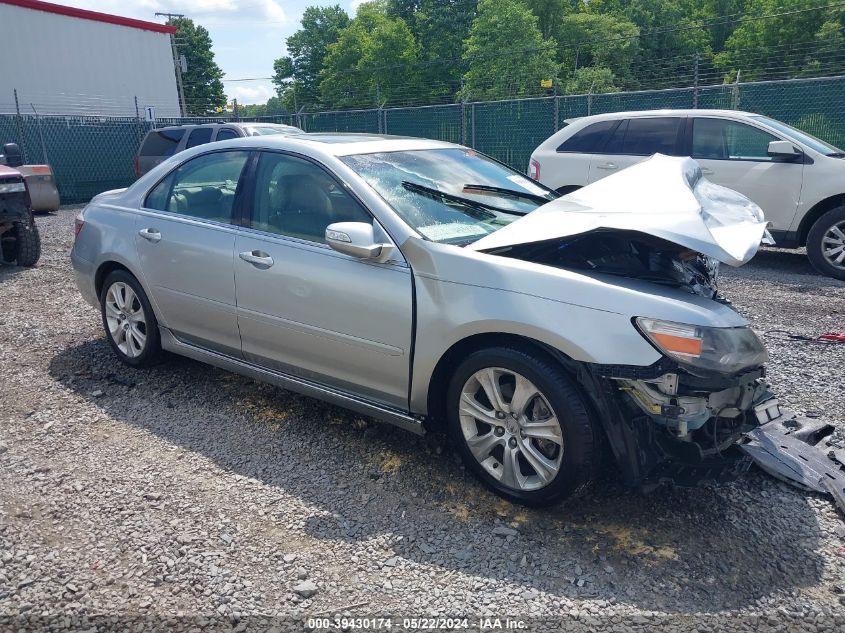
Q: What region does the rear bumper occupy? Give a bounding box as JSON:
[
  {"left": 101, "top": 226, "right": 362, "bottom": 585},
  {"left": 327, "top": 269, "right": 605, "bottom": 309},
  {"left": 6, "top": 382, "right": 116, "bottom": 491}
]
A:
[{"left": 71, "top": 249, "right": 98, "bottom": 308}]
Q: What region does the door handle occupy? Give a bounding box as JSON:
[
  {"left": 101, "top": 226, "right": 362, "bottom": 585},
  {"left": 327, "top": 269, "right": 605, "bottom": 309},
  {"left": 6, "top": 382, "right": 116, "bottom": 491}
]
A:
[
  {"left": 138, "top": 228, "right": 161, "bottom": 243},
  {"left": 239, "top": 250, "right": 274, "bottom": 267},
  {"left": 700, "top": 167, "right": 714, "bottom": 175},
  {"left": 596, "top": 162, "right": 618, "bottom": 170}
]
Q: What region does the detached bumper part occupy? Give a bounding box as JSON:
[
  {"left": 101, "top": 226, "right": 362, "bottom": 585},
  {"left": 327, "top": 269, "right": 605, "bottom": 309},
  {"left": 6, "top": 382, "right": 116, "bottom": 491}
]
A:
[{"left": 741, "top": 398, "right": 845, "bottom": 514}]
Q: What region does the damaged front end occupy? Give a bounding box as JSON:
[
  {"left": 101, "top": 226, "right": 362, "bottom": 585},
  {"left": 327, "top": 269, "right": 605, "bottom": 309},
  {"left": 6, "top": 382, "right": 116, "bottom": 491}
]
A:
[{"left": 468, "top": 155, "right": 845, "bottom": 509}]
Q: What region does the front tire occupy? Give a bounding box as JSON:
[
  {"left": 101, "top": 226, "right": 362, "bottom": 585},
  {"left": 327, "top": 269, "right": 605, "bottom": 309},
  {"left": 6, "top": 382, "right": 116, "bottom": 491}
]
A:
[
  {"left": 446, "top": 346, "right": 597, "bottom": 507},
  {"left": 9, "top": 216, "right": 41, "bottom": 266},
  {"left": 100, "top": 270, "right": 162, "bottom": 367},
  {"left": 807, "top": 206, "right": 845, "bottom": 280}
]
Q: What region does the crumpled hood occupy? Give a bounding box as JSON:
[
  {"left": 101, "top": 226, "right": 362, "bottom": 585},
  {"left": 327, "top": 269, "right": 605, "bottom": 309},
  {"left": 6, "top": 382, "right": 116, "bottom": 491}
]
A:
[{"left": 468, "top": 154, "right": 771, "bottom": 267}]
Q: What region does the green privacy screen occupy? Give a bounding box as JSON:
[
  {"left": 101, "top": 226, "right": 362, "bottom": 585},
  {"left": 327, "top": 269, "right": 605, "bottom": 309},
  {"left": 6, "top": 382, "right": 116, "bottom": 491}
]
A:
[{"left": 2, "top": 76, "right": 843, "bottom": 204}]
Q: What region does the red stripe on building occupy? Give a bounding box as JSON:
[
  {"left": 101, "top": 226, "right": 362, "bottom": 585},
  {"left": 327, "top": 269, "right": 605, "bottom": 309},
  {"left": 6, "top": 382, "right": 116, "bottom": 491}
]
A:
[{"left": 0, "top": 0, "right": 177, "bottom": 34}]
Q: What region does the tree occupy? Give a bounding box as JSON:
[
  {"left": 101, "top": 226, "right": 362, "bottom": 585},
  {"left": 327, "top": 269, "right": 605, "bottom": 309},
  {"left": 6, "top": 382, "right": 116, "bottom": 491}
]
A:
[
  {"left": 523, "top": 0, "right": 577, "bottom": 40},
  {"left": 272, "top": 5, "right": 350, "bottom": 110},
  {"left": 564, "top": 66, "right": 619, "bottom": 94},
  {"left": 403, "top": 0, "right": 478, "bottom": 99},
  {"left": 715, "top": 0, "right": 845, "bottom": 81},
  {"left": 587, "top": 0, "right": 712, "bottom": 87},
  {"left": 168, "top": 17, "right": 226, "bottom": 116},
  {"left": 319, "top": 2, "right": 420, "bottom": 108},
  {"left": 554, "top": 13, "right": 640, "bottom": 87},
  {"left": 461, "top": 0, "right": 557, "bottom": 101}
]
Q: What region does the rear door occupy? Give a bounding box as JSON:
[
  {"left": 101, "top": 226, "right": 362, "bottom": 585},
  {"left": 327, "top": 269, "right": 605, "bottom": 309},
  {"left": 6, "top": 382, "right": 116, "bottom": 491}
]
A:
[
  {"left": 688, "top": 117, "right": 803, "bottom": 231},
  {"left": 135, "top": 149, "right": 250, "bottom": 356},
  {"left": 545, "top": 119, "right": 617, "bottom": 190},
  {"left": 587, "top": 116, "right": 685, "bottom": 183},
  {"left": 233, "top": 150, "right": 414, "bottom": 408}
]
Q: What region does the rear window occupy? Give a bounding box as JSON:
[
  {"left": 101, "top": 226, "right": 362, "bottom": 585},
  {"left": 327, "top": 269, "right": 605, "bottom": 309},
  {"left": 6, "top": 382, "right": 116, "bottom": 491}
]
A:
[
  {"left": 557, "top": 120, "right": 617, "bottom": 153},
  {"left": 186, "top": 127, "right": 214, "bottom": 149},
  {"left": 604, "top": 117, "right": 682, "bottom": 156},
  {"left": 139, "top": 129, "right": 185, "bottom": 157}
]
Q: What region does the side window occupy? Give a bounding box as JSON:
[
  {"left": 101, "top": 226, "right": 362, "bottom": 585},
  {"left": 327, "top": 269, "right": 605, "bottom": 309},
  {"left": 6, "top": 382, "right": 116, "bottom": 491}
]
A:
[
  {"left": 139, "top": 129, "right": 185, "bottom": 157},
  {"left": 186, "top": 127, "right": 213, "bottom": 149},
  {"left": 600, "top": 118, "right": 682, "bottom": 155},
  {"left": 556, "top": 120, "right": 617, "bottom": 153},
  {"left": 692, "top": 118, "right": 778, "bottom": 161},
  {"left": 619, "top": 117, "right": 682, "bottom": 156},
  {"left": 144, "top": 151, "right": 249, "bottom": 223},
  {"left": 215, "top": 128, "right": 239, "bottom": 141},
  {"left": 249, "top": 152, "right": 371, "bottom": 243}
]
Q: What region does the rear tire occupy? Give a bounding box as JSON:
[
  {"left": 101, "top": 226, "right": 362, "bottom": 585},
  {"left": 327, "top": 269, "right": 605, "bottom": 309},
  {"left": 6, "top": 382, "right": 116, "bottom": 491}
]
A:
[
  {"left": 8, "top": 216, "right": 41, "bottom": 267},
  {"left": 446, "top": 346, "right": 597, "bottom": 507},
  {"left": 807, "top": 206, "right": 845, "bottom": 281},
  {"left": 100, "top": 270, "right": 162, "bottom": 367}
]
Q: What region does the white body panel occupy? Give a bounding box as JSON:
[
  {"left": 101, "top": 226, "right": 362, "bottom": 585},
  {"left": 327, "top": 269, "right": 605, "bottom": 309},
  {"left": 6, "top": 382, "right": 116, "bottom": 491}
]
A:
[{"left": 0, "top": 2, "right": 179, "bottom": 116}]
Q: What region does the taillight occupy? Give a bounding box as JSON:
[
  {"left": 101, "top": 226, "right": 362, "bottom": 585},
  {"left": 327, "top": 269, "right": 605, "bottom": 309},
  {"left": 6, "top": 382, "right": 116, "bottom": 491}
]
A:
[
  {"left": 528, "top": 158, "right": 540, "bottom": 181},
  {"left": 133, "top": 156, "right": 140, "bottom": 178},
  {"left": 74, "top": 216, "right": 85, "bottom": 240}
]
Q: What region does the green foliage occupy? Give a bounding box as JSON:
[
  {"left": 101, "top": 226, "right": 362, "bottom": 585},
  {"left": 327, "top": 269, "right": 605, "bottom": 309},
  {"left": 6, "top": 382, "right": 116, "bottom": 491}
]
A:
[
  {"left": 460, "top": 0, "right": 557, "bottom": 101},
  {"left": 554, "top": 13, "right": 640, "bottom": 86},
  {"left": 319, "top": 2, "right": 420, "bottom": 108},
  {"left": 564, "top": 66, "right": 619, "bottom": 95},
  {"left": 272, "top": 5, "right": 350, "bottom": 110},
  {"left": 715, "top": 0, "right": 845, "bottom": 81},
  {"left": 523, "top": 0, "right": 576, "bottom": 39},
  {"left": 168, "top": 17, "right": 226, "bottom": 116},
  {"left": 588, "top": 0, "right": 712, "bottom": 87}
]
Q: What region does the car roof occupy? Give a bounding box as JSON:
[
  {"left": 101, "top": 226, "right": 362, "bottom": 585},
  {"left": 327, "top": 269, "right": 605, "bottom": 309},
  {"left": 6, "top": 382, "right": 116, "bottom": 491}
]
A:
[
  {"left": 151, "top": 121, "right": 300, "bottom": 131},
  {"left": 210, "top": 133, "right": 458, "bottom": 156},
  {"left": 563, "top": 109, "right": 759, "bottom": 125}
]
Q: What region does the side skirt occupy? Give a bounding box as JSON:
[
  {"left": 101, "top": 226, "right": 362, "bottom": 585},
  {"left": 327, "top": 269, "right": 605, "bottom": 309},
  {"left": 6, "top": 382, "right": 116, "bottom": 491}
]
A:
[{"left": 160, "top": 327, "right": 425, "bottom": 436}]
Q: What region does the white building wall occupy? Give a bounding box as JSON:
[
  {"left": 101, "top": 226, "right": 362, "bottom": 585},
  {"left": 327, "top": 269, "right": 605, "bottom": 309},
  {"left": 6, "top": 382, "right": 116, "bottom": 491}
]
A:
[{"left": 0, "top": 3, "right": 180, "bottom": 116}]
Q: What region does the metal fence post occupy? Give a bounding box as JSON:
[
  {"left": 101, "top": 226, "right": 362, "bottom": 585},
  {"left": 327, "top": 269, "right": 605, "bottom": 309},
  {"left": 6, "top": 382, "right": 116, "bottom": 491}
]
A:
[
  {"left": 693, "top": 54, "right": 700, "bottom": 109},
  {"left": 30, "top": 104, "right": 48, "bottom": 164},
  {"left": 382, "top": 107, "right": 387, "bottom": 134},
  {"left": 13, "top": 89, "right": 27, "bottom": 163},
  {"left": 470, "top": 103, "right": 476, "bottom": 148},
  {"left": 460, "top": 79, "right": 467, "bottom": 146},
  {"left": 587, "top": 89, "right": 593, "bottom": 117},
  {"left": 553, "top": 80, "right": 560, "bottom": 132}
]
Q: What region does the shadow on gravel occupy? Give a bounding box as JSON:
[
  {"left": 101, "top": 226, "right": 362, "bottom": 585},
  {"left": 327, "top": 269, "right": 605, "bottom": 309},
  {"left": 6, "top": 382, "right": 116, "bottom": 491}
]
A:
[
  {"left": 48, "top": 337, "right": 828, "bottom": 615},
  {"left": 726, "top": 247, "right": 845, "bottom": 289}
]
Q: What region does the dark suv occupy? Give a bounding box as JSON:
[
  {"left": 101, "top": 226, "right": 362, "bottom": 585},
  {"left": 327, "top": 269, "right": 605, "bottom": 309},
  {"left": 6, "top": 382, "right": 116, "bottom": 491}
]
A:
[{"left": 134, "top": 122, "right": 303, "bottom": 177}]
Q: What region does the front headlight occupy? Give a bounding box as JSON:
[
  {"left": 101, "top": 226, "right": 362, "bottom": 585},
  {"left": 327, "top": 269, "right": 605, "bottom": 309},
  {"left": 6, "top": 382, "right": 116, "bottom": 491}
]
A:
[
  {"left": 0, "top": 180, "right": 26, "bottom": 194},
  {"left": 635, "top": 317, "right": 768, "bottom": 374}
]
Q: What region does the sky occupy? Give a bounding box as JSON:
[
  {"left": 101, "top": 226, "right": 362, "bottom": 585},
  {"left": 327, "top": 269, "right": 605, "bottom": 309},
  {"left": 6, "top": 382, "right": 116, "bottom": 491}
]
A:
[{"left": 60, "top": 0, "right": 364, "bottom": 104}]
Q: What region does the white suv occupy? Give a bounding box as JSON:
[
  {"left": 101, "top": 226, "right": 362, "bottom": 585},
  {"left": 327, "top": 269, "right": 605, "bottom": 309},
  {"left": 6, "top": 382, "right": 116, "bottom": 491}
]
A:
[{"left": 529, "top": 109, "right": 845, "bottom": 280}]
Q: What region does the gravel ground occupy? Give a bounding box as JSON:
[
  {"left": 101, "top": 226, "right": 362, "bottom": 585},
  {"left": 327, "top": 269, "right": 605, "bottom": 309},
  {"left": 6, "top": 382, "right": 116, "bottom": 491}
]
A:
[{"left": 2, "top": 208, "right": 845, "bottom": 632}]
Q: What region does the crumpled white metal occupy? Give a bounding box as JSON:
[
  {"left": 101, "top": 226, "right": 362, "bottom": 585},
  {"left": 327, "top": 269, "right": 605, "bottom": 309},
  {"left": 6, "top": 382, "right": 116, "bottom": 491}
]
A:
[{"left": 469, "top": 154, "right": 772, "bottom": 267}]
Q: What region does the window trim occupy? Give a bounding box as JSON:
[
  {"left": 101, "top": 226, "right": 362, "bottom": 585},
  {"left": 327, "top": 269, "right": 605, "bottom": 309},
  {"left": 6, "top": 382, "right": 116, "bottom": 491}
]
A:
[
  {"left": 594, "top": 116, "right": 686, "bottom": 157},
  {"left": 239, "top": 148, "right": 380, "bottom": 249},
  {"left": 685, "top": 116, "right": 790, "bottom": 163},
  {"left": 141, "top": 148, "right": 253, "bottom": 227}
]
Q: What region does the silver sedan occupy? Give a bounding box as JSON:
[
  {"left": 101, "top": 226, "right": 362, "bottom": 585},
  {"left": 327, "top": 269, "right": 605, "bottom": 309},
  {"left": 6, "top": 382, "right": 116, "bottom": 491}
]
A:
[{"left": 72, "top": 133, "right": 793, "bottom": 506}]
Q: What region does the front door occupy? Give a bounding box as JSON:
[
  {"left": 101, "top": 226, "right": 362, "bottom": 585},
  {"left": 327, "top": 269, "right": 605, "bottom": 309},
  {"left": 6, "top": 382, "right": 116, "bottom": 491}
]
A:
[
  {"left": 234, "top": 150, "right": 414, "bottom": 408},
  {"left": 135, "top": 149, "right": 250, "bottom": 355},
  {"left": 689, "top": 117, "right": 804, "bottom": 231}
]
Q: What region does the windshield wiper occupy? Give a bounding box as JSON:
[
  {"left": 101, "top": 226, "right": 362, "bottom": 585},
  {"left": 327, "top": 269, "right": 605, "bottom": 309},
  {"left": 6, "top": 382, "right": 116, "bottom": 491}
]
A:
[
  {"left": 462, "top": 183, "right": 558, "bottom": 205},
  {"left": 401, "top": 181, "right": 526, "bottom": 217},
  {"left": 827, "top": 152, "right": 845, "bottom": 158}
]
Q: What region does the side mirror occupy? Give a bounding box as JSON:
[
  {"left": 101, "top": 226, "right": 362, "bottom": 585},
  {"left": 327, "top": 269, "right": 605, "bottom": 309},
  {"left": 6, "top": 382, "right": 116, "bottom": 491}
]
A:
[
  {"left": 767, "top": 140, "right": 801, "bottom": 161},
  {"left": 1, "top": 143, "right": 23, "bottom": 168},
  {"left": 325, "top": 222, "right": 393, "bottom": 261}
]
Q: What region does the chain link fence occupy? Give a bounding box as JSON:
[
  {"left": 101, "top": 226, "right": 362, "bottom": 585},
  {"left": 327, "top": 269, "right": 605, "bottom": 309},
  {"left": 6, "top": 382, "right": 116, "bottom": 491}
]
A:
[{"left": 2, "top": 75, "right": 844, "bottom": 204}]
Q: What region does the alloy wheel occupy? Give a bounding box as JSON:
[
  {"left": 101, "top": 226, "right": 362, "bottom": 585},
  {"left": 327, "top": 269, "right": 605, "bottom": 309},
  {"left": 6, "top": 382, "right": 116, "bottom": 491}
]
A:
[
  {"left": 458, "top": 367, "right": 564, "bottom": 492},
  {"left": 104, "top": 281, "right": 147, "bottom": 358},
  {"left": 822, "top": 220, "right": 845, "bottom": 270}
]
